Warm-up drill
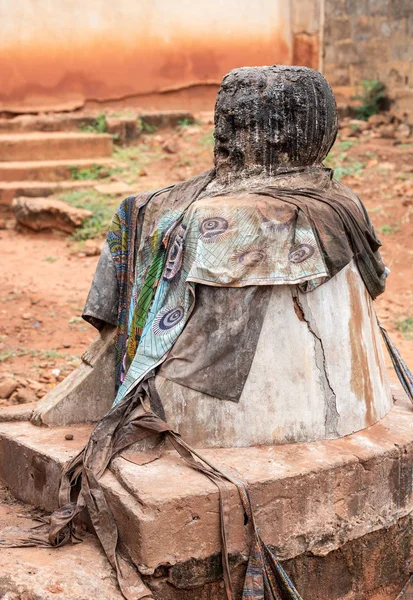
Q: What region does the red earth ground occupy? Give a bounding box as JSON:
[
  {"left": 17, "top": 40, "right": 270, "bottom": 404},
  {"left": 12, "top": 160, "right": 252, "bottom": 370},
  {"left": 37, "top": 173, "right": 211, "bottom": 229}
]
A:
[{"left": 0, "top": 124, "right": 413, "bottom": 404}]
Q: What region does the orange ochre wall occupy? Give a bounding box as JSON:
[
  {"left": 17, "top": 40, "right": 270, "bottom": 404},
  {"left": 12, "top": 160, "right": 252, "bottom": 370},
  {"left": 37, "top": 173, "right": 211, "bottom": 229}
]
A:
[{"left": 0, "top": 0, "right": 298, "bottom": 113}]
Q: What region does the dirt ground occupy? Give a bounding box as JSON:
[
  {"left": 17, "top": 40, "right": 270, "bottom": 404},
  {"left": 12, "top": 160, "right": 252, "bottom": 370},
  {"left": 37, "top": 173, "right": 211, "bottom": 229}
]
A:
[{"left": 0, "top": 122, "right": 413, "bottom": 403}]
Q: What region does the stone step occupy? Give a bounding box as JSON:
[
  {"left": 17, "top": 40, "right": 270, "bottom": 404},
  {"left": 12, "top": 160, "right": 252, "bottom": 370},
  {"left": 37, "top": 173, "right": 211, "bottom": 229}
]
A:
[
  {"left": 0, "top": 110, "right": 195, "bottom": 134},
  {"left": 0, "top": 132, "right": 113, "bottom": 162},
  {"left": 0, "top": 157, "right": 112, "bottom": 182},
  {"left": 0, "top": 421, "right": 92, "bottom": 511},
  {"left": 0, "top": 484, "right": 123, "bottom": 599},
  {"left": 0, "top": 180, "right": 99, "bottom": 206},
  {"left": 0, "top": 398, "right": 412, "bottom": 599}
]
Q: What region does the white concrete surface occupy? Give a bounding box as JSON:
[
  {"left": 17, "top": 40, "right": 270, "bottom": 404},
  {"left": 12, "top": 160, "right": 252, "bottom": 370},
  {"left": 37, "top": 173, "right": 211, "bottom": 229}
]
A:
[{"left": 156, "top": 260, "right": 392, "bottom": 447}]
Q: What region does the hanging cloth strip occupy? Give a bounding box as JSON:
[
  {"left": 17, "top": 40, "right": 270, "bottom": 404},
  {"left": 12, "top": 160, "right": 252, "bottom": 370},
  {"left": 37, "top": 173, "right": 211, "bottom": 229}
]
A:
[
  {"left": 379, "top": 323, "right": 413, "bottom": 404},
  {"left": 0, "top": 379, "right": 302, "bottom": 600},
  {"left": 396, "top": 576, "right": 413, "bottom": 600}
]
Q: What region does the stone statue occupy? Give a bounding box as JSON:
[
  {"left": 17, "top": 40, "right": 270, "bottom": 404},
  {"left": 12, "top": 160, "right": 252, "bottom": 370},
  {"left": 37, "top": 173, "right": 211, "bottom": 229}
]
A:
[
  {"left": 14, "top": 66, "right": 413, "bottom": 600},
  {"left": 50, "top": 65, "right": 390, "bottom": 448}
]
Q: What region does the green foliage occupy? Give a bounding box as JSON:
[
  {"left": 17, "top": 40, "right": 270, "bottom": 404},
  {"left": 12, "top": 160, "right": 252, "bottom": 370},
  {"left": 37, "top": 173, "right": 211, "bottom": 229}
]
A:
[
  {"left": 324, "top": 148, "right": 364, "bottom": 179},
  {"left": 361, "top": 151, "right": 378, "bottom": 160},
  {"left": 68, "top": 316, "right": 88, "bottom": 330},
  {"left": 324, "top": 138, "right": 364, "bottom": 180},
  {"left": 109, "top": 110, "right": 134, "bottom": 118},
  {"left": 137, "top": 117, "right": 157, "bottom": 134},
  {"left": 177, "top": 118, "right": 193, "bottom": 127},
  {"left": 353, "top": 80, "right": 387, "bottom": 121},
  {"left": 0, "top": 347, "right": 80, "bottom": 362},
  {"left": 43, "top": 256, "right": 59, "bottom": 263},
  {"left": 1, "top": 291, "right": 21, "bottom": 303},
  {"left": 395, "top": 317, "right": 413, "bottom": 340},
  {"left": 199, "top": 131, "right": 215, "bottom": 147},
  {"left": 369, "top": 205, "right": 384, "bottom": 214},
  {"left": 175, "top": 159, "right": 192, "bottom": 167},
  {"left": 338, "top": 140, "right": 356, "bottom": 152},
  {"left": 69, "top": 165, "right": 104, "bottom": 180},
  {"left": 379, "top": 223, "right": 400, "bottom": 235},
  {"left": 177, "top": 117, "right": 200, "bottom": 127},
  {"left": 79, "top": 114, "right": 108, "bottom": 134},
  {"left": 333, "top": 161, "right": 364, "bottom": 180},
  {"left": 0, "top": 350, "right": 15, "bottom": 362}
]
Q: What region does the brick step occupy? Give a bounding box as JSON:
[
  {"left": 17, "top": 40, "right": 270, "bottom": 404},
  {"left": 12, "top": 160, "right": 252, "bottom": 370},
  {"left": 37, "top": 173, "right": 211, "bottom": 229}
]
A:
[
  {"left": 0, "top": 180, "right": 99, "bottom": 206},
  {"left": 0, "top": 157, "right": 112, "bottom": 182},
  {"left": 0, "top": 110, "right": 194, "bottom": 134},
  {"left": 0, "top": 132, "right": 113, "bottom": 162}
]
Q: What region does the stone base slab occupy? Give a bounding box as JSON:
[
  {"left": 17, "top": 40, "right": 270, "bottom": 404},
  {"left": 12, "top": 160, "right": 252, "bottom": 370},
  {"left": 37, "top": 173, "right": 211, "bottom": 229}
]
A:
[
  {"left": 1, "top": 398, "right": 413, "bottom": 599},
  {"left": 0, "top": 421, "right": 92, "bottom": 511}
]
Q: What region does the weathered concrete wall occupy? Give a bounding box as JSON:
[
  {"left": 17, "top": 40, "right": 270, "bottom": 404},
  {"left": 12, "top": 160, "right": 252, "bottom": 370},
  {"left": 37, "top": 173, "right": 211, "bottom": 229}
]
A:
[
  {"left": 0, "top": 0, "right": 292, "bottom": 113},
  {"left": 1, "top": 1, "right": 411, "bottom": 116},
  {"left": 323, "top": 0, "right": 413, "bottom": 120},
  {"left": 291, "top": 0, "right": 323, "bottom": 71}
]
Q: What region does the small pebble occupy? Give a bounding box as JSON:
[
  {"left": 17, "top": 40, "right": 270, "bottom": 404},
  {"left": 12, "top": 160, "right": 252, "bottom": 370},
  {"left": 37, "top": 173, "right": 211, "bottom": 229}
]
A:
[{"left": 65, "top": 433, "right": 74, "bottom": 441}]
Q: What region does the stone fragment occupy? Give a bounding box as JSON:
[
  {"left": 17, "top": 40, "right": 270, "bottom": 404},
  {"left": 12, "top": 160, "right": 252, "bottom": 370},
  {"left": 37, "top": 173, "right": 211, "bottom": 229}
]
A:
[
  {"left": 65, "top": 433, "right": 74, "bottom": 440},
  {"left": 368, "top": 113, "right": 390, "bottom": 127},
  {"left": 348, "top": 119, "right": 369, "bottom": 131},
  {"left": 163, "top": 141, "right": 179, "bottom": 154},
  {"left": 396, "top": 123, "right": 411, "bottom": 139},
  {"left": 339, "top": 126, "right": 351, "bottom": 138},
  {"left": 26, "top": 379, "right": 45, "bottom": 391},
  {"left": 378, "top": 162, "right": 396, "bottom": 170},
  {"left": 15, "top": 388, "right": 37, "bottom": 404},
  {"left": 12, "top": 197, "right": 92, "bottom": 233},
  {"left": 83, "top": 239, "right": 103, "bottom": 256},
  {"left": 379, "top": 124, "right": 396, "bottom": 139},
  {"left": 0, "top": 378, "right": 19, "bottom": 399}
]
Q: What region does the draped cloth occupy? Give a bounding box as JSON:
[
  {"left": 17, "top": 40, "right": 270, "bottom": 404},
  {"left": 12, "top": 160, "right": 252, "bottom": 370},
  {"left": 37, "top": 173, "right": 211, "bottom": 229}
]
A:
[{"left": 104, "top": 168, "right": 386, "bottom": 405}]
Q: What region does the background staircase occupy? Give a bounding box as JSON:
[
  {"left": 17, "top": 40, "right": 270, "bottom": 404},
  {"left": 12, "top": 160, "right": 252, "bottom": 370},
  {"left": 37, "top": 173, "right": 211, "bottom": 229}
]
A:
[{"left": 0, "top": 130, "right": 113, "bottom": 207}]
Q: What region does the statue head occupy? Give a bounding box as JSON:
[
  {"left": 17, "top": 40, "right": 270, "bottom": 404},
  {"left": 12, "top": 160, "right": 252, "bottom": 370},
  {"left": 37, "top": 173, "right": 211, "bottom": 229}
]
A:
[{"left": 214, "top": 66, "right": 338, "bottom": 184}]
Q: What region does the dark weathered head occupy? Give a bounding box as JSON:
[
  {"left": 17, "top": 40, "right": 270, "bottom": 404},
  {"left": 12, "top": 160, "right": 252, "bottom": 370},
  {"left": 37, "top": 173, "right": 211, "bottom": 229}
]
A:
[{"left": 214, "top": 65, "right": 338, "bottom": 183}]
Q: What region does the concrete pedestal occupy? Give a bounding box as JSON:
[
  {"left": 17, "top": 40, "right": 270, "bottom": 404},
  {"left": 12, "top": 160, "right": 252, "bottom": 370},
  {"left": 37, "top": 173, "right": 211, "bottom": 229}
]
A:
[{"left": 156, "top": 260, "right": 392, "bottom": 447}]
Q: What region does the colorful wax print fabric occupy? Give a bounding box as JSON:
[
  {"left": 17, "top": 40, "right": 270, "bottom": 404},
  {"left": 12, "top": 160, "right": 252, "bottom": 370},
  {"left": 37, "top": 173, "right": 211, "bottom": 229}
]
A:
[{"left": 181, "top": 194, "right": 328, "bottom": 287}]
